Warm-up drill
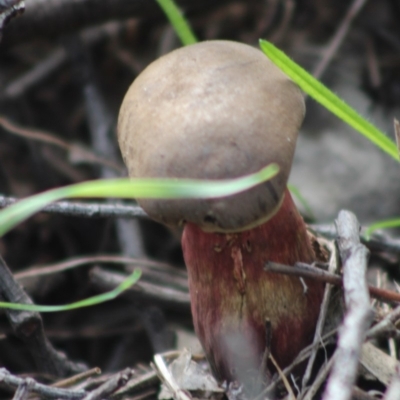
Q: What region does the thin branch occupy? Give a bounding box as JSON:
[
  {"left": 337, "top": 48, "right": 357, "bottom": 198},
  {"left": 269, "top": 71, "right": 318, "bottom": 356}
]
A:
[
  {"left": 301, "top": 242, "right": 339, "bottom": 391},
  {"left": 0, "top": 368, "right": 87, "bottom": 399},
  {"left": 1, "top": 0, "right": 234, "bottom": 47},
  {"left": 367, "top": 305, "right": 400, "bottom": 339},
  {"left": 15, "top": 255, "right": 188, "bottom": 291},
  {"left": 2, "top": 21, "right": 128, "bottom": 99},
  {"left": 89, "top": 267, "right": 191, "bottom": 308},
  {"left": 15, "top": 255, "right": 183, "bottom": 279},
  {"left": 63, "top": 33, "right": 145, "bottom": 257},
  {"left": 2, "top": 196, "right": 400, "bottom": 267},
  {"left": 82, "top": 368, "right": 133, "bottom": 400},
  {"left": 258, "top": 328, "right": 338, "bottom": 399},
  {"left": 303, "top": 356, "right": 335, "bottom": 400},
  {"left": 312, "top": 0, "right": 369, "bottom": 79},
  {"left": 0, "top": 255, "right": 86, "bottom": 376},
  {"left": 53, "top": 368, "right": 102, "bottom": 388},
  {"left": 310, "top": 223, "right": 400, "bottom": 259},
  {"left": 269, "top": 354, "right": 295, "bottom": 400},
  {"left": 0, "top": 195, "right": 148, "bottom": 219},
  {"left": 2, "top": 48, "right": 67, "bottom": 98},
  {"left": 112, "top": 369, "right": 159, "bottom": 399},
  {"left": 0, "top": 116, "right": 123, "bottom": 172},
  {"left": 12, "top": 377, "right": 34, "bottom": 400},
  {"left": 0, "top": 0, "right": 24, "bottom": 35},
  {"left": 323, "top": 211, "right": 373, "bottom": 400},
  {"left": 264, "top": 261, "right": 400, "bottom": 303}
]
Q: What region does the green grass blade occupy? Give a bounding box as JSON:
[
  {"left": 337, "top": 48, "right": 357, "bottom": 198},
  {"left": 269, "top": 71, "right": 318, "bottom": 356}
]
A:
[
  {"left": 0, "top": 164, "right": 279, "bottom": 237},
  {"left": 156, "top": 0, "right": 197, "bottom": 46},
  {"left": 259, "top": 40, "right": 399, "bottom": 161},
  {"left": 0, "top": 269, "right": 141, "bottom": 312},
  {"left": 364, "top": 218, "right": 400, "bottom": 240},
  {"left": 288, "top": 184, "right": 315, "bottom": 221}
]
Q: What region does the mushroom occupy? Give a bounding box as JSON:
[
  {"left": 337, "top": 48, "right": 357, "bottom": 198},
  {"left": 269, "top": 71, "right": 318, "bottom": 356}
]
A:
[{"left": 118, "top": 40, "right": 325, "bottom": 383}]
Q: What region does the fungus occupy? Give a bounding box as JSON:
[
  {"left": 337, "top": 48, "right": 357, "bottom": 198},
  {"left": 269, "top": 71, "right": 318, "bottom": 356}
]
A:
[{"left": 118, "top": 40, "right": 324, "bottom": 383}]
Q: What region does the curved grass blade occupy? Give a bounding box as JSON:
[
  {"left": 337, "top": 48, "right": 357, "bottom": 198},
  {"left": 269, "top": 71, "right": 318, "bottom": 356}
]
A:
[
  {"left": 0, "top": 269, "right": 141, "bottom": 312},
  {"left": 259, "top": 40, "right": 399, "bottom": 161},
  {"left": 0, "top": 163, "right": 279, "bottom": 237},
  {"left": 288, "top": 184, "right": 315, "bottom": 221},
  {"left": 156, "top": 0, "right": 197, "bottom": 46},
  {"left": 364, "top": 218, "right": 400, "bottom": 240}
]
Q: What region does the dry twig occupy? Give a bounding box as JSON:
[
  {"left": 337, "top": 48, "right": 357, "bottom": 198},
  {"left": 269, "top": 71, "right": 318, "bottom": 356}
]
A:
[
  {"left": 1, "top": 0, "right": 235, "bottom": 46},
  {"left": 53, "top": 368, "right": 102, "bottom": 388},
  {"left": 310, "top": 223, "right": 400, "bottom": 259},
  {"left": 259, "top": 328, "right": 337, "bottom": 398},
  {"left": 0, "top": 0, "right": 24, "bottom": 35},
  {"left": 89, "top": 267, "right": 190, "bottom": 308},
  {"left": 303, "top": 356, "right": 335, "bottom": 400},
  {"left": 312, "top": 0, "right": 369, "bottom": 79},
  {"left": 82, "top": 368, "right": 133, "bottom": 400},
  {"left": 0, "top": 115, "right": 123, "bottom": 172},
  {"left": 322, "top": 211, "right": 374, "bottom": 400},
  {"left": 0, "top": 255, "right": 86, "bottom": 376},
  {"left": 64, "top": 34, "right": 145, "bottom": 258},
  {"left": 0, "top": 195, "right": 147, "bottom": 219},
  {"left": 0, "top": 368, "right": 87, "bottom": 399},
  {"left": 301, "top": 241, "right": 339, "bottom": 391},
  {"left": 367, "top": 305, "right": 400, "bottom": 339},
  {"left": 265, "top": 261, "right": 400, "bottom": 303}
]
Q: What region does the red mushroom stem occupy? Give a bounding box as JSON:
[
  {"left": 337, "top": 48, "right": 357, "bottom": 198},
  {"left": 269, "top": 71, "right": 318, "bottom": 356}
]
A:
[{"left": 181, "top": 188, "right": 325, "bottom": 381}]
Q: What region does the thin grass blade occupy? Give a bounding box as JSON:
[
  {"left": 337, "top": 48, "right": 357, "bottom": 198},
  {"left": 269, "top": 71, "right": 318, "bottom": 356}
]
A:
[{"left": 259, "top": 40, "right": 399, "bottom": 161}]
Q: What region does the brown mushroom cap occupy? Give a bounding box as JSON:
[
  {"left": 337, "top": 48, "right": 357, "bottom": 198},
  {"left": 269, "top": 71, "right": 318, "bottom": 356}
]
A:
[{"left": 118, "top": 40, "right": 305, "bottom": 232}]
